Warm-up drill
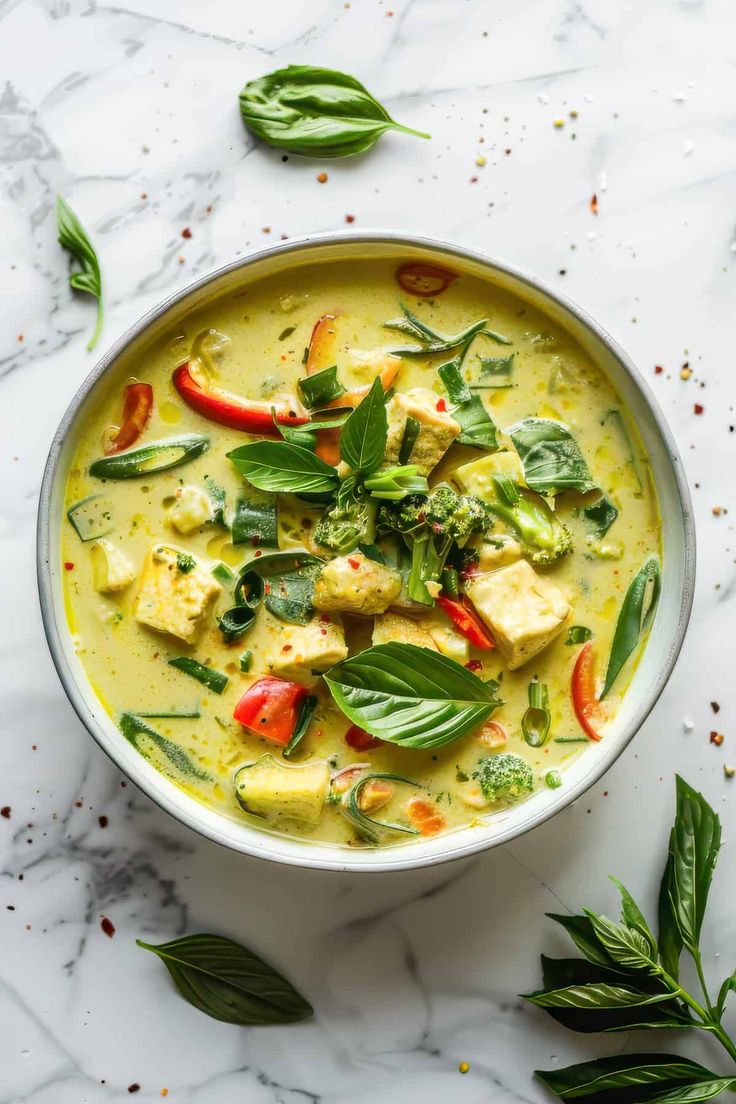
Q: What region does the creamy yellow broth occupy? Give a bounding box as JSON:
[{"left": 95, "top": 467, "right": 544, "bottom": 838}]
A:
[{"left": 62, "top": 259, "right": 660, "bottom": 848}]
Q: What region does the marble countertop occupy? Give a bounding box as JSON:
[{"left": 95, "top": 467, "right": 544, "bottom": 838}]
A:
[{"left": 2, "top": 1, "right": 735, "bottom": 1100}]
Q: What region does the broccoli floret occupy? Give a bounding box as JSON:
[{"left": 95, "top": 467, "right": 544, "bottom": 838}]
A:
[
  {"left": 314, "top": 498, "right": 377, "bottom": 555},
  {"left": 377, "top": 486, "right": 492, "bottom": 604},
  {"left": 487, "top": 477, "right": 572, "bottom": 565},
  {"left": 473, "top": 753, "right": 534, "bottom": 802}
]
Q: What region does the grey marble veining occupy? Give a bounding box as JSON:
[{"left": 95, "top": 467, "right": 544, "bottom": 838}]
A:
[{"left": 1, "top": 0, "right": 735, "bottom": 1100}]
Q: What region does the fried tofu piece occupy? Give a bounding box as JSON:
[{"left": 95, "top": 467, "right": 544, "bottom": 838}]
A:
[
  {"left": 314, "top": 554, "right": 402, "bottom": 616},
  {"left": 384, "top": 388, "right": 461, "bottom": 475},
  {"left": 267, "top": 615, "right": 348, "bottom": 679},
  {"left": 372, "top": 612, "right": 438, "bottom": 650},
  {"left": 466, "top": 559, "right": 570, "bottom": 669},
  {"left": 168, "top": 485, "right": 213, "bottom": 534},
  {"left": 90, "top": 540, "right": 136, "bottom": 593},
  {"left": 133, "top": 544, "right": 220, "bottom": 643}
]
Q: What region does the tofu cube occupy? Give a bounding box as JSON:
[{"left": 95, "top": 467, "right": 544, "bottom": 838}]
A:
[
  {"left": 372, "top": 612, "right": 438, "bottom": 650},
  {"left": 476, "top": 535, "right": 523, "bottom": 572},
  {"left": 168, "top": 485, "right": 213, "bottom": 534},
  {"left": 384, "top": 388, "right": 460, "bottom": 475},
  {"left": 314, "top": 554, "right": 401, "bottom": 616},
  {"left": 466, "top": 560, "right": 570, "bottom": 669},
  {"left": 267, "top": 615, "right": 348, "bottom": 679},
  {"left": 90, "top": 539, "right": 136, "bottom": 594},
  {"left": 453, "top": 451, "right": 524, "bottom": 500},
  {"left": 134, "top": 544, "right": 220, "bottom": 643}
]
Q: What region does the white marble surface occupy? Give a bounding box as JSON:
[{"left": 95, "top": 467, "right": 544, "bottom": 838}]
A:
[{"left": 1, "top": 0, "right": 735, "bottom": 1100}]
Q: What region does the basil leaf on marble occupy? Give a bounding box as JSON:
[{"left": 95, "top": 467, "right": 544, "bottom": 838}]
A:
[
  {"left": 56, "top": 194, "right": 104, "bottom": 351},
  {"left": 227, "top": 440, "right": 339, "bottom": 495},
  {"left": 536, "top": 1054, "right": 724, "bottom": 1103},
  {"left": 239, "top": 65, "right": 430, "bottom": 158},
  {"left": 508, "top": 417, "right": 598, "bottom": 495},
  {"left": 136, "top": 933, "right": 313, "bottom": 1025},
  {"left": 324, "top": 642, "right": 501, "bottom": 748}
]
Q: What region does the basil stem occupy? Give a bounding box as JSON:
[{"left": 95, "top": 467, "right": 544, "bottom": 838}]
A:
[
  {"left": 344, "top": 772, "right": 421, "bottom": 844},
  {"left": 239, "top": 65, "right": 430, "bottom": 158},
  {"left": 56, "top": 195, "right": 104, "bottom": 351},
  {"left": 283, "top": 695, "right": 318, "bottom": 760},
  {"left": 297, "top": 365, "right": 345, "bottom": 409},
  {"left": 522, "top": 681, "right": 551, "bottom": 747},
  {"left": 89, "top": 434, "right": 209, "bottom": 480},
  {"left": 168, "top": 657, "right": 229, "bottom": 695},
  {"left": 601, "top": 557, "right": 661, "bottom": 697}
]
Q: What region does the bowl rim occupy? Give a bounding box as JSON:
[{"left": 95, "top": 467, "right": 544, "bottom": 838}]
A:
[{"left": 37, "top": 229, "right": 696, "bottom": 872}]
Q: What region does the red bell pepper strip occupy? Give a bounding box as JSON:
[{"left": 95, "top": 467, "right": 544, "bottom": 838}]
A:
[
  {"left": 233, "top": 676, "right": 309, "bottom": 746},
  {"left": 395, "top": 262, "right": 457, "bottom": 298},
  {"left": 571, "top": 642, "right": 603, "bottom": 741},
  {"left": 306, "top": 312, "right": 339, "bottom": 374},
  {"left": 436, "top": 595, "right": 495, "bottom": 650},
  {"left": 344, "top": 724, "right": 383, "bottom": 751},
  {"left": 173, "top": 363, "right": 307, "bottom": 434},
  {"left": 104, "top": 382, "right": 153, "bottom": 454}
]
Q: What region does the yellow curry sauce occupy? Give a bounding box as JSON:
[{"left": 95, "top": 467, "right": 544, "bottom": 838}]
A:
[{"left": 62, "top": 258, "right": 660, "bottom": 848}]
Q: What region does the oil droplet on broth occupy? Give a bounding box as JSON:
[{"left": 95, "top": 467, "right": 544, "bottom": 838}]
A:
[{"left": 159, "top": 401, "right": 182, "bottom": 424}]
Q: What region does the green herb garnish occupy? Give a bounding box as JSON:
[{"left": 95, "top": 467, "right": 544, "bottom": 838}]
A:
[
  {"left": 602, "top": 557, "right": 661, "bottom": 697},
  {"left": 521, "top": 680, "right": 551, "bottom": 747},
  {"left": 56, "top": 195, "right": 104, "bottom": 351},
  {"left": 168, "top": 657, "right": 228, "bottom": 695},
  {"left": 565, "top": 625, "right": 593, "bottom": 646},
  {"left": 176, "top": 553, "right": 196, "bottom": 574}
]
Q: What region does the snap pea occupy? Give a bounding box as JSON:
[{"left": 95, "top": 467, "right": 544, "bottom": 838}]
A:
[
  {"left": 89, "top": 434, "right": 209, "bottom": 479},
  {"left": 602, "top": 557, "right": 661, "bottom": 697}
]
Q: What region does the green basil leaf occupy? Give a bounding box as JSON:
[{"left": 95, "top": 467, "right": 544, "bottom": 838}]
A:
[
  {"left": 136, "top": 933, "right": 312, "bottom": 1025},
  {"left": 238, "top": 65, "right": 429, "bottom": 158},
  {"left": 339, "top": 376, "right": 387, "bottom": 473},
  {"left": 611, "top": 877, "right": 657, "bottom": 948},
  {"left": 167, "top": 657, "right": 228, "bottom": 695},
  {"left": 646, "top": 1081, "right": 736, "bottom": 1103},
  {"left": 283, "top": 695, "right": 318, "bottom": 760},
  {"left": 119, "top": 713, "right": 210, "bottom": 781},
  {"left": 602, "top": 557, "right": 661, "bottom": 696},
  {"left": 666, "top": 775, "right": 721, "bottom": 955},
  {"left": 546, "top": 914, "right": 617, "bottom": 969},
  {"left": 453, "top": 394, "right": 499, "bottom": 451},
  {"left": 227, "top": 440, "right": 339, "bottom": 495},
  {"left": 343, "top": 772, "right": 421, "bottom": 844},
  {"left": 275, "top": 411, "right": 348, "bottom": 450},
  {"left": 525, "top": 982, "right": 672, "bottom": 1012},
  {"left": 231, "top": 495, "right": 279, "bottom": 547},
  {"left": 508, "top": 417, "right": 598, "bottom": 495},
  {"left": 470, "top": 352, "right": 515, "bottom": 389},
  {"left": 565, "top": 626, "right": 593, "bottom": 646},
  {"left": 583, "top": 493, "right": 619, "bottom": 536},
  {"left": 324, "top": 642, "right": 501, "bottom": 749},
  {"left": 297, "top": 364, "right": 345, "bottom": 409},
  {"left": 244, "top": 550, "right": 324, "bottom": 624},
  {"left": 716, "top": 971, "right": 736, "bottom": 1017},
  {"left": 658, "top": 849, "right": 684, "bottom": 981},
  {"left": 56, "top": 194, "right": 104, "bottom": 351},
  {"left": 384, "top": 304, "right": 497, "bottom": 357},
  {"left": 583, "top": 909, "right": 656, "bottom": 970},
  {"left": 536, "top": 1054, "right": 719, "bottom": 1103},
  {"left": 438, "top": 357, "right": 471, "bottom": 403},
  {"left": 89, "top": 434, "right": 209, "bottom": 480}
]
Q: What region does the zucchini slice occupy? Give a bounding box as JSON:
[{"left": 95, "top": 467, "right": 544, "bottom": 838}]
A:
[{"left": 66, "top": 494, "right": 114, "bottom": 541}]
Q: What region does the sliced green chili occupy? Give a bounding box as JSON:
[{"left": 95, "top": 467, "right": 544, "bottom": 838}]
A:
[
  {"left": 522, "top": 681, "right": 551, "bottom": 747},
  {"left": 217, "top": 569, "right": 265, "bottom": 643},
  {"left": 239, "top": 650, "right": 253, "bottom": 672},
  {"left": 212, "top": 561, "right": 235, "bottom": 587},
  {"left": 565, "top": 625, "right": 593, "bottom": 646},
  {"left": 297, "top": 365, "right": 345, "bottom": 409},
  {"left": 602, "top": 557, "right": 661, "bottom": 697},
  {"left": 89, "top": 434, "right": 209, "bottom": 479},
  {"left": 343, "top": 773, "right": 421, "bottom": 845},
  {"left": 66, "top": 493, "right": 114, "bottom": 541},
  {"left": 168, "top": 657, "right": 229, "bottom": 695},
  {"left": 283, "top": 695, "right": 318, "bottom": 760}
]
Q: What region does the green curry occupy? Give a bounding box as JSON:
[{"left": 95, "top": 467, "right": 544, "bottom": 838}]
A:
[{"left": 62, "top": 257, "right": 661, "bottom": 848}]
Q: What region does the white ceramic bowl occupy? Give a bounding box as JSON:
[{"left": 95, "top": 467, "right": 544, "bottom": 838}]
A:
[{"left": 37, "top": 232, "right": 695, "bottom": 872}]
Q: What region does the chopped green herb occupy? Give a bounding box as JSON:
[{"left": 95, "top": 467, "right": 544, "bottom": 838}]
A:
[
  {"left": 565, "top": 625, "right": 593, "bottom": 646},
  {"left": 168, "top": 657, "right": 229, "bottom": 695},
  {"left": 239, "top": 650, "right": 253, "bottom": 673},
  {"left": 176, "top": 553, "right": 196, "bottom": 574}
]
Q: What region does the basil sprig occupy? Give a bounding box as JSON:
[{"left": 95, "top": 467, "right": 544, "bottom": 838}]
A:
[
  {"left": 384, "top": 303, "right": 510, "bottom": 358},
  {"left": 508, "top": 417, "right": 598, "bottom": 496},
  {"left": 56, "top": 195, "right": 104, "bottom": 351},
  {"left": 602, "top": 557, "right": 661, "bottom": 697},
  {"left": 324, "top": 642, "right": 502, "bottom": 748},
  {"left": 227, "top": 440, "right": 339, "bottom": 495},
  {"left": 525, "top": 777, "right": 736, "bottom": 1101},
  {"left": 239, "top": 65, "right": 430, "bottom": 158},
  {"left": 137, "top": 933, "right": 312, "bottom": 1025}
]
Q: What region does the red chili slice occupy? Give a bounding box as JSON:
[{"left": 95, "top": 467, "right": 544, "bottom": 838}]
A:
[
  {"left": 395, "top": 262, "right": 457, "bottom": 298},
  {"left": 571, "top": 642, "right": 603, "bottom": 741},
  {"left": 233, "top": 676, "right": 309, "bottom": 746},
  {"left": 173, "top": 363, "right": 307, "bottom": 434},
  {"left": 344, "top": 725, "right": 383, "bottom": 751},
  {"left": 104, "top": 382, "right": 153, "bottom": 454}
]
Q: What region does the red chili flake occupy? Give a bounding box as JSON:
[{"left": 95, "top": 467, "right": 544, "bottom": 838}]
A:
[
  {"left": 140, "top": 192, "right": 147, "bottom": 200},
  {"left": 264, "top": 582, "right": 271, "bottom": 594},
  {"left": 317, "top": 172, "right": 328, "bottom": 184},
  {"left": 710, "top": 731, "right": 724, "bottom": 746},
  {"left": 590, "top": 194, "right": 598, "bottom": 215},
  {"left": 465, "top": 659, "right": 483, "bottom": 672},
  {"left": 347, "top": 557, "right": 361, "bottom": 570},
  {"left": 436, "top": 398, "right": 447, "bottom": 412},
  {"left": 345, "top": 214, "right": 355, "bottom": 224},
  {"left": 254, "top": 549, "right": 262, "bottom": 557},
  {"left": 64, "top": 561, "right": 75, "bottom": 571},
  {"left": 711, "top": 702, "right": 721, "bottom": 713},
  {"left": 101, "top": 916, "right": 116, "bottom": 938},
  {"left": 320, "top": 628, "right": 327, "bottom": 635},
  {"left": 98, "top": 815, "right": 108, "bottom": 828},
  {"left": 469, "top": 176, "right": 478, "bottom": 183},
  {"left": 1, "top": 807, "right": 10, "bottom": 819},
  {"left": 694, "top": 403, "right": 704, "bottom": 415},
  {"left": 281, "top": 644, "right": 293, "bottom": 653},
  {"left": 654, "top": 365, "right": 664, "bottom": 375},
  {"left": 181, "top": 227, "right": 192, "bottom": 239},
  {"left": 17, "top": 334, "right": 24, "bottom": 343}
]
